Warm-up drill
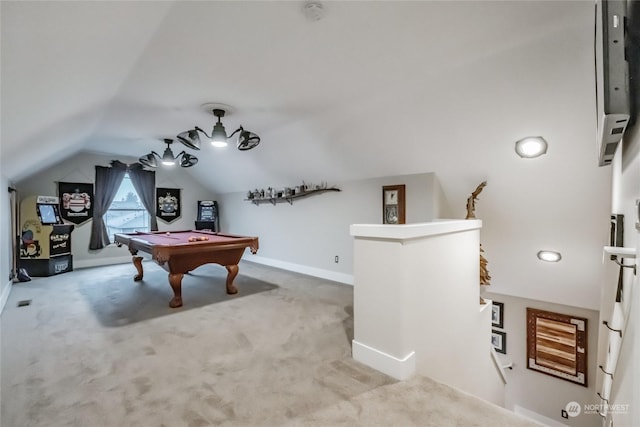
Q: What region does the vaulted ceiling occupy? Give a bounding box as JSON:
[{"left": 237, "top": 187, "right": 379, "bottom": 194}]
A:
[{"left": 1, "top": 1, "right": 613, "bottom": 309}]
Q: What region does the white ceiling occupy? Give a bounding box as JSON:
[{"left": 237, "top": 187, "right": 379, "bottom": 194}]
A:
[{"left": 1, "top": 1, "right": 613, "bottom": 309}]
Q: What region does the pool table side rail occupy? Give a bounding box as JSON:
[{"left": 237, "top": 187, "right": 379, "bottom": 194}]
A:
[
  {"left": 114, "top": 231, "right": 259, "bottom": 255},
  {"left": 118, "top": 230, "right": 252, "bottom": 239}
]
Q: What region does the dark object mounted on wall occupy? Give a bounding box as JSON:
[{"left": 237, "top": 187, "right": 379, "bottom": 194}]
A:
[
  {"left": 491, "top": 330, "right": 506, "bottom": 354},
  {"left": 58, "top": 182, "right": 94, "bottom": 226},
  {"left": 156, "top": 188, "right": 182, "bottom": 223},
  {"left": 596, "top": 0, "right": 632, "bottom": 166},
  {"left": 382, "top": 185, "right": 405, "bottom": 224},
  {"left": 491, "top": 301, "right": 504, "bottom": 329}
]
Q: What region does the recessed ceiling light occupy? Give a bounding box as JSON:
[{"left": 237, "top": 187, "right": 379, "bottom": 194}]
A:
[
  {"left": 537, "top": 250, "right": 561, "bottom": 262},
  {"left": 515, "top": 137, "right": 548, "bottom": 158}
]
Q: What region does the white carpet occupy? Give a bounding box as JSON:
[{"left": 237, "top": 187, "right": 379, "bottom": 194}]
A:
[{"left": 1, "top": 260, "right": 540, "bottom": 427}]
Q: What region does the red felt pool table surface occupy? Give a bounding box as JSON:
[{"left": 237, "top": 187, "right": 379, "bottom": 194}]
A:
[
  {"left": 127, "top": 230, "right": 253, "bottom": 246},
  {"left": 114, "top": 230, "right": 259, "bottom": 308}
]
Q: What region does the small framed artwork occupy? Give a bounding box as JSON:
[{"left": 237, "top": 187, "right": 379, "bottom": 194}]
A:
[
  {"left": 382, "top": 185, "right": 406, "bottom": 224},
  {"left": 492, "top": 330, "right": 507, "bottom": 354},
  {"left": 491, "top": 301, "right": 504, "bottom": 328}
]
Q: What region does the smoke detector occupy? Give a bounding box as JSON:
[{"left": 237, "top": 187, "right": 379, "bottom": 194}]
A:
[{"left": 303, "top": 1, "right": 325, "bottom": 22}]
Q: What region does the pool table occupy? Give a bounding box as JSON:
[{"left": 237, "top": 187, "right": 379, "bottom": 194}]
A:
[{"left": 114, "top": 230, "right": 259, "bottom": 308}]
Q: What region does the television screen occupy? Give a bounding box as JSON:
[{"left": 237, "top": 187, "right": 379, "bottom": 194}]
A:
[
  {"left": 197, "top": 201, "right": 218, "bottom": 221},
  {"left": 628, "top": 0, "right": 640, "bottom": 125},
  {"left": 199, "top": 206, "right": 214, "bottom": 220},
  {"left": 37, "top": 204, "right": 60, "bottom": 225}
]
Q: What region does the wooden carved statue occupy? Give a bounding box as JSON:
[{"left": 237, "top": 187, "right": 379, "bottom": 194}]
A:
[
  {"left": 480, "top": 245, "right": 491, "bottom": 285},
  {"left": 465, "top": 181, "right": 491, "bottom": 303},
  {"left": 465, "top": 181, "right": 487, "bottom": 219}
]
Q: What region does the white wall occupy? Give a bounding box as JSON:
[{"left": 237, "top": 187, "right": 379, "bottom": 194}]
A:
[
  {"left": 484, "top": 291, "right": 600, "bottom": 427},
  {"left": 604, "top": 117, "right": 640, "bottom": 425},
  {"left": 15, "top": 152, "right": 217, "bottom": 269},
  {"left": 351, "top": 221, "right": 505, "bottom": 405},
  {"left": 219, "top": 172, "right": 449, "bottom": 283}
]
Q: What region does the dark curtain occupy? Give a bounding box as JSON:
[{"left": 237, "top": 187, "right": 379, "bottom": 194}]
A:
[
  {"left": 128, "top": 163, "right": 158, "bottom": 231},
  {"left": 89, "top": 161, "right": 127, "bottom": 250}
]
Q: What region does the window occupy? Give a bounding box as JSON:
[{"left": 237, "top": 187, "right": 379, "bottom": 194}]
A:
[{"left": 104, "top": 173, "right": 150, "bottom": 241}]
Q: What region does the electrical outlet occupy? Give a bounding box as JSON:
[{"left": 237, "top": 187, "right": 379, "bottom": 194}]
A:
[
  {"left": 561, "top": 409, "right": 568, "bottom": 419},
  {"left": 335, "top": 255, "right": 339, "bottom": 263}
]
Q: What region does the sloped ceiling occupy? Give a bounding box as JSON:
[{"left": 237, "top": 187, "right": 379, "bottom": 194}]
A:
[{"left": 1, "top": 1, "right": 613, "bottom": 309}]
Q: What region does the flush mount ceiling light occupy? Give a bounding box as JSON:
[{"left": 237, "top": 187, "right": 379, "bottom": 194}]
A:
[
  {"left": 177, "top": 104, "right": 261, "bottom": 152},
  {"left": 537, "top": 250, "right": 562, "bottom": 262},
  {"left": 303, "top": 1, "right": 326, "bottom": 21},
  {"left": 139, "top": 139, "right": 198, "bottom": 168},
  {"left": 515, "top": 136, "right": 548, "bottom": 158}
]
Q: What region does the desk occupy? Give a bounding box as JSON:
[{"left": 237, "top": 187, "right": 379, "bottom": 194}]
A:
[{"left": 114, "top": 230, "right": 259, "bottom": 308}]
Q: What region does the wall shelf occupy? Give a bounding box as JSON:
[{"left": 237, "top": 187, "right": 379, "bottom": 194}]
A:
[{"left": 245, "top": 188, "right": 341, "bottom": 206}]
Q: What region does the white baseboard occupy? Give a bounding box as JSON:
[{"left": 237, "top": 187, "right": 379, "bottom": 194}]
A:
[
  {"left": 0, "top": 280, "right": 12, "bottom": 315},
  {"left": 514, "top": 405, "right": 568, "bottom": 427},
  {"left": 246, "top": 255, "right": 354, "bottom": 285},
  {"left": 352, "top": 339, "right": 415, "bottom": 380},
  {"left": 75, "top": 254, "right": 354, "bottom": 286},
  {"left": 73, "top": 256, "right": 133, "bottom": 270}
]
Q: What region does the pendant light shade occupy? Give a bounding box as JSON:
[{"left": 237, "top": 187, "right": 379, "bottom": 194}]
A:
[
  {"left": 176, "top": 129, "right": 201, "bottom": 150},
  {"left": 235, "top": 127, "right": 261, "bottom": 151},
  {"left": 162, "top": 145, "right": 176, "bottom": 166},
  {"left": 139, "top": 152, "right": 159, "bottom": 168},
  {"left": 210, "top": 113, "right": 229, "bottom": 148}
]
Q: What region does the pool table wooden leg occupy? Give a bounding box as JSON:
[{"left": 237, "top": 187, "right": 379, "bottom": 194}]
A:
[
  {"left": 132, "top": 256, "right": 144, "bottom": 281},
  {"left": 225, "top": 265, "right": 239, "bottom": 294},
  {"left": 168, "top": 273, "right": 184, "bottom": 308}
]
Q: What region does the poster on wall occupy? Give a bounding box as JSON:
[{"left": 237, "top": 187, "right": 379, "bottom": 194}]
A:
[
  {"left": 58, "top": 182, "right": 93, "bottom": 226},
  {"left": 156, "top": 188, "right": 181, "bottom": 223}
]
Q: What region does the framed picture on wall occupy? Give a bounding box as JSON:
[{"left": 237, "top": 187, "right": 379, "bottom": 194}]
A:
[
  {"left": 382, "top": 184, "right": 406, "bottom": 224},
  {"left": 491, "top": 330, "right": 506, "bottom": 354},
  {"left": 491, "top": 301, "right": 504, "bottom": 328},
  {"left": 526, "top": 308, "right": 588, "bottom": 386}
]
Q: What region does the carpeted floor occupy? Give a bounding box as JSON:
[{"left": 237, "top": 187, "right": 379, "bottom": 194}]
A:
[{"left": 1, "top": 260, "right": 540, "bottom": 427}]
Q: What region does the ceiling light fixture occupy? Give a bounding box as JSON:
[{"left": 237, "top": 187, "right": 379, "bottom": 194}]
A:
[
  {"left": 139, "top": 139, "right": 198, "bottom": 168},
  {"left": 303, "top": 1, "right": 326, "bottom": 21},
  {"left": 515, "top": 136, "right": 548, "bottom": 158},
  {"left": 177, "top": 106, "right": 261, "bottom": 152},
  {"left": 537, "top": 250, "right": 562, "bottom": 262}
]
